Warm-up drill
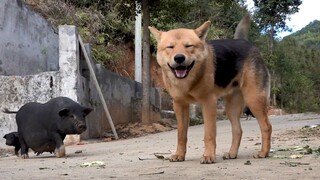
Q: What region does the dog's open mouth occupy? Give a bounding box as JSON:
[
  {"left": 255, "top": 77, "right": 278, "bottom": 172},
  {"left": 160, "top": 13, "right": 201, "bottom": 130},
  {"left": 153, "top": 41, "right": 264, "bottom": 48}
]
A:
[{"left": 168, "top": 61, "right": 195, "bottom": 79}]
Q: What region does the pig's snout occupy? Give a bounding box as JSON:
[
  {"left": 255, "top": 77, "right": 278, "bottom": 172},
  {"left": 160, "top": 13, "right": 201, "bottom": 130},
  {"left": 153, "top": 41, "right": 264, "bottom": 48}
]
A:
[
  {"left": 5, "top": 140, "right": 13, "bottom": 146},
  {"left": 77, "top": 124, "right": 87, "bottom": 132}
]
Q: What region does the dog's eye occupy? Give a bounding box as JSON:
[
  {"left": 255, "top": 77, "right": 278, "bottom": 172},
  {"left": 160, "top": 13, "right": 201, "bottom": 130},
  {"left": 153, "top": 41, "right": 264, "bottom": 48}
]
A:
[
  {"left": 166, "top": 45, "right": 174, "bottom": 49},
  {"left": 185, "top": 44, "right": 194, "bottom": 48}
]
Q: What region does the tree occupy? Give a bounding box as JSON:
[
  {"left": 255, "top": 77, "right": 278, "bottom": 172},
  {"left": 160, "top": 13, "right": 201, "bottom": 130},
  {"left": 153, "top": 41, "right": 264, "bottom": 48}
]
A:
[
  {"left": 149, "top": 0, "right": 250, "bottom": 39},
  {"left": 253, "top": 0, "right": 302, "bottom": 37},
  {"left": 142, "top": 0, "right": 151, "bottom": 124},
  {"left": 252, "top": 0, "right": 302, "bottom": 107}
]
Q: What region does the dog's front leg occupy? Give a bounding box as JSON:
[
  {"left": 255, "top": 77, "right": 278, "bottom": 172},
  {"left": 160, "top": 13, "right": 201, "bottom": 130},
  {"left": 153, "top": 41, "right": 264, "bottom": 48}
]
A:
[
  {"left": 200, "top": 97, "right": 217, "bottom": 164},
  {"left": 170, "top": 100, "right": 189, "bottom": 162}
]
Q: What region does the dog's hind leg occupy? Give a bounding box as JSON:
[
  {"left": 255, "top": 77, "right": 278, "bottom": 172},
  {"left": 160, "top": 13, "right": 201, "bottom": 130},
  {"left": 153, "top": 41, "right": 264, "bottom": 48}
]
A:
[
  {"left": 243, "top": 88, "right": 272, "bottom": 158},
  {"left": 223, "top": 90, "right": 244, "bottom": 159},
  {"left": 170, "top": 100, "right": 190, "bottom": 162}
]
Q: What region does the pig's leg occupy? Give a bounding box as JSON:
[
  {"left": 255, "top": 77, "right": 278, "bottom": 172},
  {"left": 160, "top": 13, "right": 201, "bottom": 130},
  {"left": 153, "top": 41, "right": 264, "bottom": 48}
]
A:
[
  {"left": 14, "top": 145, "right": 21, "bottom": 157},
  {"left": 52, "top": 133, "right": 65, "bottom": 158},
  {"left": 18, "top": 134, "right": 29, "bottom": 159}
]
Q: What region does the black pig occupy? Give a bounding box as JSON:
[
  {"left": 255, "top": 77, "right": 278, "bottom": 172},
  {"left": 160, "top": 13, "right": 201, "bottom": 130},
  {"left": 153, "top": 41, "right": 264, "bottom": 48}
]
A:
[
  {"left": 243, "top": 106, "right": 255, "bottom": 120},
  {"left": 3, "top": 132, "right": 20, "bottom": 156},
  {"left": 11, "top": 97, "right": 92, "bottom": 159}
]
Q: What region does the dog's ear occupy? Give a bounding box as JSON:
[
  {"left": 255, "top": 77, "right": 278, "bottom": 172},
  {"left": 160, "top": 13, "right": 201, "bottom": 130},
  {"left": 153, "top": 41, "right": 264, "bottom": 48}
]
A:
[
  {"left": 195, "top": 21, "right": 211, "bottom": 41},
  {"left": 148, "top": 26, "right": 162, "bottom": 42}
]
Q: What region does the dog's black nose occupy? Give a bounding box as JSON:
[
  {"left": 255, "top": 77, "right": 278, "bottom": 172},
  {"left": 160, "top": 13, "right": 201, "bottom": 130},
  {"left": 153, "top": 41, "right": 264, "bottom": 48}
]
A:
[{"left": 174, "top": 54, "right": 185, "bottom": 64}]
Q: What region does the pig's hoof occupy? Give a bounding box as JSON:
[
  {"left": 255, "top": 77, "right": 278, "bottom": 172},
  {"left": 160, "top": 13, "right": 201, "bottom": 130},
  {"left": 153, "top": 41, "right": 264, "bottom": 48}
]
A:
[
  {"left": 55, "top": 145, "right": 66, "bottom": 158},
  {"left": 21, "top": 154, "right": 29, "bottom": 159}
]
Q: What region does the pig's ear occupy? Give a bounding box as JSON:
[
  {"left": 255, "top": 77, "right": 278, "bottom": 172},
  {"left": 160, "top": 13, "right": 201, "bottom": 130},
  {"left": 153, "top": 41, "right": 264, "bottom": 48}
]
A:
[
  {"left": 59, "top": 108, "right": 70, "bottom": 117},
  {"left": 83, "top": 107, "right": 93, "bottom": 116},
  {"left": 14, "top": 132, "right": 18, "bottom": 137}
]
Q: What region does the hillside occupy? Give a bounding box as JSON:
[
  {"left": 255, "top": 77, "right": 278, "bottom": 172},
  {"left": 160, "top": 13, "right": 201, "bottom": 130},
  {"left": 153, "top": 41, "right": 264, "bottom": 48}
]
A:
[
  {"left": 275, "top": 20, "right": 320, "bottom": 112},
  {"left": 283, "top": 20, "right": 320, "bottom": 48}
]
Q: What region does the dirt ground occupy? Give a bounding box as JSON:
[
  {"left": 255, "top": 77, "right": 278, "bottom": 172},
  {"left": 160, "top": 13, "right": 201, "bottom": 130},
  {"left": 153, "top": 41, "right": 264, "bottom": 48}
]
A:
[{"left": 1, "top": 113, "right": 319, "bottom": 180}]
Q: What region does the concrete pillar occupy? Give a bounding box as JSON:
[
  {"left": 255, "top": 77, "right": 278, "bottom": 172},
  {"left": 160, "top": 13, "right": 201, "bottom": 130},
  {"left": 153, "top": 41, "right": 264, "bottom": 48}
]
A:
[
  {"left": 58, "top": 25, "right": 80, "bottom": 145},
  {"left": 135, "top": 1, "right": 142, "bottom": 83},
  {"left": 190, "top": 104, "right": 197, "bottom": 119},
  {"left": 190, "top": 104, "right": 202, "bottom": 121},
  {"left": 58, "top": 25, "right": 79, "bottom": 101}
]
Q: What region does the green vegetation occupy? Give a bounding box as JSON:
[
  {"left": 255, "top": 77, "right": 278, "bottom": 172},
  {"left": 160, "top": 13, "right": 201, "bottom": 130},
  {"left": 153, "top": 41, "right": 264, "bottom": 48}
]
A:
[
  {"left": 24, "top": 0, "right": 135, "bottom": 72},
  {"left": 275, "top": 20, "right": 320, "bottom": 112},
  {"left": 23, "top": 0, "right": 320, "bottom": 113},
  {"left": 290, "top": 20, "right": 320, "bottom": 48}
]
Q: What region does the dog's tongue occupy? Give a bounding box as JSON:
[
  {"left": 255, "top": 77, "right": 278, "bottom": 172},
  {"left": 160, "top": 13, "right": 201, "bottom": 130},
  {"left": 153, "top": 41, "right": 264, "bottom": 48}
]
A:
[{"left": 175, "top": 69, "right": 187, "bottom": 78}]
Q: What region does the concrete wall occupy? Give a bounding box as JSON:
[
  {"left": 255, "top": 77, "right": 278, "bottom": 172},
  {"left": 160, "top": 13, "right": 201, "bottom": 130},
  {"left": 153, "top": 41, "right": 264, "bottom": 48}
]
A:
[
  {"left": 0, "top": 71, "right": 61, "bottom": 144},
  {"left": 79, "top": 56, "right": 161, "bottom": 139},
  {"left": 0, "top": 0, "right": 59, "bottom": 76}
]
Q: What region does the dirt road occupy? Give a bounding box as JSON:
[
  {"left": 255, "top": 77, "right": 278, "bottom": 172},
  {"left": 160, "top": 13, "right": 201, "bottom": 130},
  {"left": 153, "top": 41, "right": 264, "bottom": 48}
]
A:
[{"left": 1, "top": 113, "right": 319, "bottom": 180}]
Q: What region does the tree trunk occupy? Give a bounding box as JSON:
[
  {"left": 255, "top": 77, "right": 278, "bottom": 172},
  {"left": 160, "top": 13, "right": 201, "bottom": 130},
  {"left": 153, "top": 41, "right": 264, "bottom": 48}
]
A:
[
  {"left": 270, "top": 24, "right": 277, "bottom": 107},
  {"left": 142, "top": 0, "right": 151, "bottom": 124}
]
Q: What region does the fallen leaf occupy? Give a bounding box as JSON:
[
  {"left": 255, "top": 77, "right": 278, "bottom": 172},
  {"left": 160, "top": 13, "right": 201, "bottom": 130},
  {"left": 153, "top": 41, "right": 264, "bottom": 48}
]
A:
[
  {"left": 138, "top": 157, "right": 152, "bottom": 161},
  {"left": 80, "top": 161, "right": 105, "bottom": 168},
  {"left": 271, "top": 155, "right": 289, "bottom": 159},
  {"left": 280, "top": 161, "right": 309, "bottom": 167},
  {"left": 139, "top": 171, "right": 165, "bottom": 176},
  {"left": 39, "top": 167, "right": 50, "bottom": 170},
  {"left": 75, "top": 150, "right": 83, "bottom": 154},
  {"left": 289, "top": 154, "right": 303, "bottom": 159},
  {"left": 154, "top": 154, "right": 165, "bottom": 160}
]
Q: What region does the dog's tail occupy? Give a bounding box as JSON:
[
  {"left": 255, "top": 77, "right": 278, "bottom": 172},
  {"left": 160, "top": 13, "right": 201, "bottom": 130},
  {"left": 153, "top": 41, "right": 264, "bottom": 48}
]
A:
[
  {"left": 2, "top": 108, "right": 17, "bottom": 114},
  {"left": 234, "top": 13, "right": 251, "bottom": 40}
]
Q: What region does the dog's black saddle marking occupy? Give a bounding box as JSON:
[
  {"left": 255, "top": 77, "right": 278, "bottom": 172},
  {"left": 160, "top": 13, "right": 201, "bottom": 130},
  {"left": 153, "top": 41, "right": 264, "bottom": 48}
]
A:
[{"left": 208, "top": 39, "right": 251, "bottom": 88}]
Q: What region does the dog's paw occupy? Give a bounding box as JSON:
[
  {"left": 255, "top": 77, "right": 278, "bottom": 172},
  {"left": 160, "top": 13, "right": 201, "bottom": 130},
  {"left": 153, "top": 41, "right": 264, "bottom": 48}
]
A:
[
  {"left": 222, "top": 152, "right": 237, "bottom": 160},
  {"left": 21, "top": 154, "right": 29, "bottom": 159},
  {"left": 200, "top": 155, "right": 216, "bottom": 164},
  {"left": 169, "top": 154, "right": 185, "bottom": 162},
  {"left": 253, "top": 151, "right": 269, "bottom": 158},
  {"left": 54, "top": 145, "right": 66, "bottom": 158}
]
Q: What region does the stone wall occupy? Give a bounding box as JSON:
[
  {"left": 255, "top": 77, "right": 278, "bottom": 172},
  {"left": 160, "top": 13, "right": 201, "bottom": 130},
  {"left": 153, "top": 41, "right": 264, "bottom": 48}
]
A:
[
  {"left": 0, "top": 0, "right": 59, "bottom": 76},
  {"left": 81, "top": 66, "right": 161, "bottom": 139},
  {"left": 0, "top": 72, "right": 60, "bottom": 144}
]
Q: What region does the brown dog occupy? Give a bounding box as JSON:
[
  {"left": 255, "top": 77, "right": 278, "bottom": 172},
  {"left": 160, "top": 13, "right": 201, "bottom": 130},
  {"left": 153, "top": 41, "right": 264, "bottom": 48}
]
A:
[{"left": 149, "top": 14, "right": 272, "bottom": 164}]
